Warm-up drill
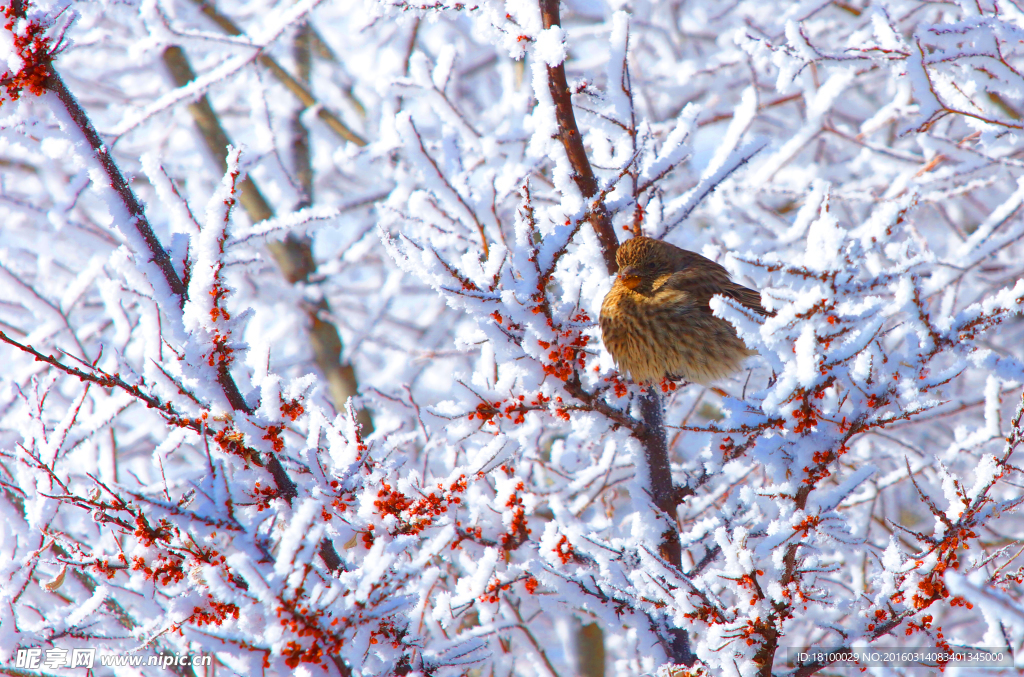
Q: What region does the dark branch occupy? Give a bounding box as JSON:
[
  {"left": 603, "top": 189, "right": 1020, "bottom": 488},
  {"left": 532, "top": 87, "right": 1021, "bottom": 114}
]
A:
[
  {"left": 539, "top": 0, "right": 619, "bottom": 274},
  {"left": 44, "top": 71, "right": 187, "bottom": 305}
]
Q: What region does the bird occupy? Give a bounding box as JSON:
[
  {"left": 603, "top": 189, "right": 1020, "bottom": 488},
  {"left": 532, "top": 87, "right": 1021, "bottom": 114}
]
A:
[{"left": 599, "top": 236, "right": 768, "bottom": 386}]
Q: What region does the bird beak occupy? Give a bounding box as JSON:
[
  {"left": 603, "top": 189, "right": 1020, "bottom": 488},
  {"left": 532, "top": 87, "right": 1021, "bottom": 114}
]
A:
[{"left": 618, "top": 266, "right": 641, "bottom": 290}]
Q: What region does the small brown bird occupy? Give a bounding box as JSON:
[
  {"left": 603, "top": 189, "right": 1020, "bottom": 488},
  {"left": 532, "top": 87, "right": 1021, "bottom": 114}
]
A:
[{"left": 600, "top": 236, "right": 767, "bottom": 385}]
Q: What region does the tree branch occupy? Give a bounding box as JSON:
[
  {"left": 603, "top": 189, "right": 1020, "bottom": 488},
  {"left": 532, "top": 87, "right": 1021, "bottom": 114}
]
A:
[
  {"left": 536, "top": 1, "right": 692, "bottom": 666},
  {"left": 539, "top": 0, "right": 618, "bottom": 274},
  {"left": 638, "top": 388, "right": 680, "bottom": 568},
  {"left": 44, "top": 71, "right": 187, "bottom": 304},
  {"left": 44, "top": 68, "right": 254, "bottom": 420}
]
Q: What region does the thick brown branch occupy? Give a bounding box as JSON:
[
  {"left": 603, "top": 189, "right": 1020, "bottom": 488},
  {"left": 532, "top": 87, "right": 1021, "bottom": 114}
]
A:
[
  {"left": 319, "top": 538, "right": 345, "bottom": 572},
  {"left": 535, "top": 6, "right": 692, "bottom": 665},
  {"left": 534, "top": 3, "right": 689, "bottom": 664},
  {"left": 638, "top": 387, "right": 680, "bottom": 568},
  {"left": 539, "top": 0, "right": 618, "bottom": 274}
]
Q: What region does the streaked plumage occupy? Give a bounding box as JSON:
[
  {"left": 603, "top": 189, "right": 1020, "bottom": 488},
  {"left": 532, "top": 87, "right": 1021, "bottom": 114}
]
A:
[{"left": 599, "top": 236, "right": 767, "bottom": 385}]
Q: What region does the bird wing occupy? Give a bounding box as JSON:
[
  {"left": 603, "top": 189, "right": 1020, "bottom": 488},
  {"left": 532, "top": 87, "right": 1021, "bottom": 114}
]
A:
[
  {"left": 659, "top": 258, "right": 770, "bottom": 316},
  {"left": 720, "top": 282, "right": 770, "bottom": 316}
]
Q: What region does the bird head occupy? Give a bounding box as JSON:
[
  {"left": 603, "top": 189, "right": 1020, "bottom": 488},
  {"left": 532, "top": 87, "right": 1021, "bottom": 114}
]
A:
[{"left": 614, "top": 236, "right": 686, "bottom": 292}]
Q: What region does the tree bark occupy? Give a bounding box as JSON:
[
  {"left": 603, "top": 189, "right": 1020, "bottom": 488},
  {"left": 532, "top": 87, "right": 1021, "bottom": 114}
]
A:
[
  {"left": 537, "top": 0, "right": 693, "bottom": 666},
  {"left": 538, "top": 0, "right": 619, "bottom": 274}
]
